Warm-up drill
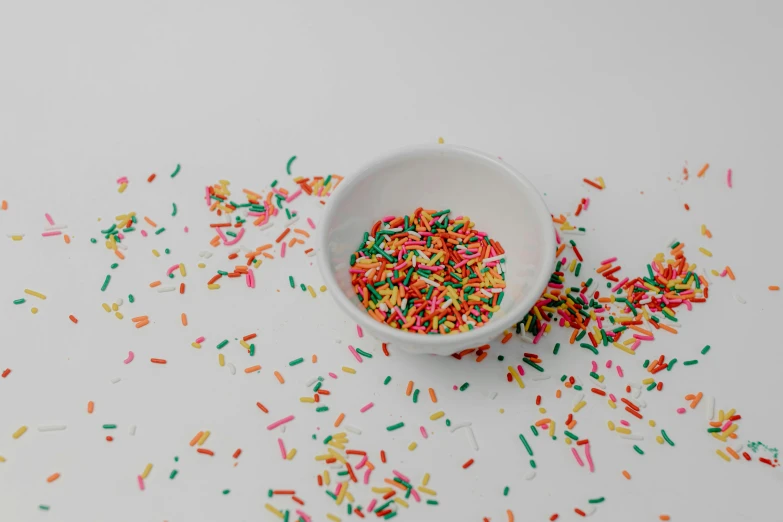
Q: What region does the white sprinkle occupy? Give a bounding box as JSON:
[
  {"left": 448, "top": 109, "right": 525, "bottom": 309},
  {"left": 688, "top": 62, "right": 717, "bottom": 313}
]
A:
[
  {"left": 44, "top": 225, "right": 68, "bottom": 231},
  {"left": 465, "top": 427, "right": 479, "bottom": 451},
  {"left": 115, "top": 297, "right": 124, "bottom": 306},
  {"left": 285, "top": 216, "right": 300, "bottom": 227},
  {"left": 227, "top": 363, "right": 236, "bottom": 375},
  {"left": 379, "top": 303, "right": 389, "bottom": 313},
  {"left": 584, "top": 505, "right": 597, "bottom": 516},
  {"left": 733, "top": 444, "right": 744, "bottom": 454},
  {"left": 157, "top": 286, "right": 176, "bottom": 293},
  {"left": 411, "top": 255, "right": 417, "bottom": 267},
  {"left": 529, "top": 374, "right": 550, "bottom": 381},
  {"left": 619, "top": 433, "right": 644, "bottom": 441},
  {"left": 306, "top": 249, "right": 317, "bottom": 257},
  {"left": 305, "top": 377, "right": 319, "bottom": 387},
  {"left": 734, "top": 294, "right": 746, "bottom": 304},
  {"left": 240, "top": 245, "right": 252, "bottom": 253},
  {"left": 400, "top": 298, "right": 408, "bottom": 309},
  {"left": 560, "top": 229, "right": 586, "bottom": 235},
  {"left": 129, "top": 425, "right": 137, "bottom": 436},
  {"left": 344, "top": 424, "right": 362, "bottom": 435},
  {"left": 700, "top": 268, "right": 712, "bottom": 284},
  {"left": 110, "top": 377, "right": 121, "bottom": 384},
  {"left": 440, "top": 299, "right": 453, "bottom": 310},
  {"left": 408, "top": 231, "right": 421, "bottom": 239},
  {"left": 116, "top": 242, "right": 128, "bottom": 251},
  {"left": 418, "top": 275, "right": 439, "bottom": 288},
  {"left": 488, "top": 392, "right": 498, "bottom": 400},
  {"left": 259, "top": 222, "right": 274, "bottom": 231},
  {"left": 480, "top": 289, "right": 492, "bottom": 297},
  {"left": 37, "top": 425, "right": 67, "bottom": 432},
  {"left": 519, "top": 334, "right": 534, "bottom": 344},
  {"left": 449, "top": 422, "right": 472, "bottom": 433},
  {"left": 590, "top": 378, "right": 606, "bottom": 390},
  {"left": 637, "top": 399, "right": 647, "bottom": 408},
  {"left": 199, "top": 251, "right": 213, "bottom": 259},
  {"left": 228, "top": 247, "right": 240, "bottom": 255},
  {"left": 524, "top": 470, "right": 536, "bottom": 480},
  {"left": 483, "top": 254, "right": 505, "bottom": 263},
  {"left": 573, "top": 393, "right": 585, "bottom": 407},
  {"left": 706, "top": 396, "right": 715, "bottom": 420},
  {"left": 632, "top": 388, "right": 642, "bottom": 399}
]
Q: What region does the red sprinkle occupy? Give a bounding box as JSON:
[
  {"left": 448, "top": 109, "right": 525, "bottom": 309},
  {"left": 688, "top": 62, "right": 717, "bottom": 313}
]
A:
[
  {"left": 233, "top": 448, "right": 242, "bottom": 458},
  {"left": 1, "top": 368, "right": 10, "bottom": 378},
  {"left": 462, "top": 458, "right": 475, "bottom": 469}
]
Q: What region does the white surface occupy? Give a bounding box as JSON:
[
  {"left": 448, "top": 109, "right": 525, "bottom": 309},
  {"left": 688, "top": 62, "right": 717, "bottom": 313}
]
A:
[
  {"left": 1, "top": 2, "right": 782, "bottom": 521},
  {"left": 318, "top": 144, "right": 555, "bottom": 355}
]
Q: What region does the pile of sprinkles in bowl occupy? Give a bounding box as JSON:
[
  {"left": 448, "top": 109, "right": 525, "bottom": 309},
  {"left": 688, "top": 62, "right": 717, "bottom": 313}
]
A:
[{"left": 350, "top": 209, "right": 506, "bottom": 334}]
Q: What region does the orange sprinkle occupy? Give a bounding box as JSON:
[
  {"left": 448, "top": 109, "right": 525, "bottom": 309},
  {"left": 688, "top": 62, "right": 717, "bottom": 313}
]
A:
[
  {"left": 135, "top": 320, "right": 149, "bottom": 329},
  {"left": 726, "top": 266, "right": 735, "bottom": 280},
  {"left": 68, "top": 315, "right": 78, "bottom": 324},
  {"left": 114, "top": 249, "right": 125, "bottom": 260},
  {"left": 151, "top": 358, "right": 167, "bottom": 364},
  {"left": 189, "top": 431, "right": 203, "bottom": 446},
  {"left": 87, "top": 401, "right": 94, "bottom": 414},
  {"left": 622, "top": 470, "right": 631, "bottom": 480},
  {"left": 726, "top": 447, "right": 740, "bottom": 460},
  {"left": 149, "top": 281, "right": 161, "bottom": 288},
  {"left": 406, "top": 381, "right": 414, "bottom": 396},
  {"left": 144, "top": 216, "right": 157, "bottom": 227},
  {"left": 181, "top": 313, "right": 188, "bottom": 326},
  {"left": 46, "top": 473, "right": 60, "bottom": 483},
  {"left": 294, "top": 228, "right": 310, "bottom": 238},
  {"left": 233, "top": 448, "right": 242, "bottom": 459},
  {"left": 245, "top": 365, "right": 261, "bottom": 374},
  {"left": 131, "top": 316, "right": 149, "bottom": 322},
  {"left": 507, "top": 510, "right": 514, "bottom": 522},
  {"left": 64, "top": 234, "right": 71, "bottom": 244},
  {"left": 274, "top": 371, "right": 285, "bottom": 384},
  {"left": 147, "top": 173, "right": 156, "bottom": 182},
  {"left": 334, "top": 413, "right": 345, "bottom": 427},
  {"left": 256, "top": 402, "right": 269, "bottom": 413},
  {"left": 0, "top": 200, "right": 6, "bottom": 210},
  {"left": 179, "top": 283, "right": 185, "bottom": 294},
  {"left": 535, "top": 418, "right": 552, "bottom": 427},
  {"left": 769, "top": 286, "right": 780, "bottom": 291},
  {"left": 197, "top": 448, "right": 214, "bottom": 456},
  {"left": 428, "top": 388, "right": 437, "bottom": 403},
  {"left": 312, "top": 354, "right": 318, "bottom": 363},
  {"left": 689, "top": 391, "right": 703, "bottom": 409},
  {"left": 659, "top": 516, "right": 671, "bottom": 521},
  {"left": 696, "top": 163, "right": 709, "bottom": 178},
  {"left": 210, "top": 236, "right": 221, "bottom": 247},
  {"left": 287, "top": 237, "right": 297, "bottom": 248},
  {"left": 501, "top": 332, "right": 513, "bottom": 344},
  {"left": 556, "top": 389, "right": 562, "bottom": 398},
  {"left": 275, "top": 228, "right": 291, "bottom": 243},
  {"left": 657, "top": 323, "right": 678, "bottom": 335}
]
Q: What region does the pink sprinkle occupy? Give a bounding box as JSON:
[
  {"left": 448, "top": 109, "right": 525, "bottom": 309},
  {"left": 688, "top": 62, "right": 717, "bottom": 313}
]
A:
[
  {"left": 540, "top": 424, "right": 549, "bottom": 430},
  {"left": 591, "top": 361, "right": 598, "bottom": 372},
  {"left": 633, "top": 334, "right": 655, "bottom": 342},
  {"left": 117, "top": 232, "right": 124, "bottom": 240},
  {"left": 721, "top": 421, "right": 733, "bottom": 432},
  {"left": 123, "top": 351, "right": 135, "bottom": 364},
  {"left": 631, "top": 340, "right": 641, "bottom": 351},
  {"left": 166, "top": 264, "right": 180, "bottom": 276},
  {"left": 585, "top": 443, "right": 595, "bottom": 473},
  {"left": 184, "top": 226, "right": 189, "bottom": 233},
  {"left": 555, "top": 230, "right": 561, "bottom": 244},
  {"left": 356, "top": 455, "right": 368, "bottom": 469},
  {"left": 420, "top": 426, "right": 428, "bottom": 439},
  {"left": 363, "top": 468, "right": 372, "bottom": 485},
  {"left": 359, "top": 402, "right": 374, "bottom": 413},
  {"left": 606, "top": 360, "right": 613, "bottom": 368},
  {"left": 620, "top": 420, "right": 630, "bottom": 427},
  {"left": 452, "top": 385, "right": 458, "bottom": 390},
  {"left": 611, "top": 278, "right": 629, "bottom": 293},
  {"left": 137, "top": 475, "right": 145, "bottom": 490},
  {"left": 328, "top": 372, "right": 338, "bottom": 379},
  {"left": 677, "top": 407, "right": 687, "bottom": 414},
  {"left": 517, "top": 364, "right": 525, "bottom": 376},
  {"left": 609, "top": 393, "right": 617, "bottom": 403},
  {"left": 195, "top": 336, "right": 205, "bottom": 344},
  {"left": 348, "top": 345, "right": 363, "bottom": 363},
  {"left": 571, "top": 447, "right": 585, "bottom": 467},
  {"left": 41, "top": 231, "right": 62, "bottom": 237},
  {"left": 285, "top": 189, "right": 303, "bottom": 203},
  {"left": 247, "top": 268, "right": 255, "bottom": 288},
  {"left": 280, "top": 242, "right": 286, "bottom": 258},
  {"left": 222, "top": 227, "right": 245, "bottom": 246},
  {"left": 392, "top": 470, "right": 411, "bottom": 483},
  {"left": 266, "top": 415, "right": 295, "bottom": 430},
  {"left": 409, "top": 488, "right": 421, "bottom": 503},
  {"left": 296, "top": 510, "right": 312, "bottom": 522},
  {"left": 334, "top": 482, "right": 342, "bottom": 496},
  {"left": 367, "top": 500, "right": 377, "bottom": 513},
  {"left": 600, "top": 257, "right": 617, "bottom": 265},
  {"left": 532, "top": 328, "right": 545, "bottom": 344},
  {"left": 141, "top": 230, "right": 148, "bottom": 237},
  {"left": 277, "top": 438, "right": 287, "bottom": 459},
  {"left": 44, "top": 213, "right": 55, "bottom": 226},
  {"left": 357, "top": 324, "right": 363, "bottom": 338},
  {"left": 727, "top": 168, "right": 733, "bottom": 188},
  {"left": 720, "top": 269, "right": 728, "bottom": 277},
  {"left": 616, "top": 366, "right": 624, "bottom": 377},
  {"left": 307, "top": 218, "right": 316, "bottom": 229}
]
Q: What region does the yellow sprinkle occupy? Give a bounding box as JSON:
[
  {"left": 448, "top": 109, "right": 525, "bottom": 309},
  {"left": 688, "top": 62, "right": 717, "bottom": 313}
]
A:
[
  {"left": 548, "top": 420, "right": 555, "bottom": 437},
  {"left": 198, "top": 262, "right": 206, "bottom": 268},
  {"left": 218, "top": 354, "right": 225, "bottom": 367},
  {"left": 568, "top": 258, "right": 577, "bottom": 273},
  {"left": 438, "top": 137, "right": 444, "bottom": 144},
  {"left": 607, "top": 421, "right": 615, "bottom": 431},
  {"left": 118, "top": 183, "right": 128, "bottom": 193},
  {"left": 102, "top": 303, "right": 111, "bottom": 312},
  {"left": 346, "top": 492, "right": 355, "bottom": 503},
  {"left": 307, "top": 285, "right": 316, "bottom": 298},
  {"left": 179, "top": 264, "right": 186, "bottom": 277},
  {"left": 565, "top": 437, "right": 572, "bottom": 445},
  {"left": 648, "top": 420, "right": 656, "bottom": 427},
  {"left": 711, "top": 269, "right": 721, "bottom": 276},
  {"left": 320, "top": 285, "right": 327, "bottom": 292},
  {"left": 0, "top": 455, "right": 5, "bottom": 462},
  {"left": 12, "top": 426, "right": 27, "bottom": 439},
  {"left": 718, "top": 410, "right": 725, "bottom": 422},
  {"left": 418, "top": 486, "right": 436, "bottom": 496},
  {"left": 716, "top": 449, "right": 731, "bottom": 462},
  {"left": 538, "top": 407, "right": 546, "bottom": 414},
  {"left": 286, "top": 448, "right": 297, "bottom": 460},
  {"left": 699, "top": 247, "right": 713, "bottom": 257},
  {"left": 508, "top": 366, "right": 525, "bottom": 389},
  {"left": 208, "top": 284, "right": 220, "bottom": 290},
  {"left": 642, "top": 377, "right": 655, "bottom": 385},
  {"left": 239, "top": 340, "right": 250, "bottom": 350},
  {"left": 724, "top": 423, "right": 738, "bottom": 437},
  {"left": 725, "top": 408, "right": 736, "bottom": 418},
  {"left": 408, "top": 442, "right": 417, "bottom": 451},
  {"left": 573, "top": 401, "right": 586, "bottom": 412},
  {"left": 152, "top": 249, "right": 160, "bottom": 257},
  {"left": 327, "top": 448, "right": 347, "bottom": 464},
  {"left": 499, "top": 408, "right": 505, "bottom": 414},
  {"left": 197, "top": 431, "right": 210, "bottom": 446},
  {"left": 112, "top": 302, "right": 119, "bottom": 311},
  {"left": 265, "top": 504, "right": 285, "bottom": 518},
  {"left": 394, "top": 497, "right": 409, "bottom": 508},
  {"left": 191, "top": 342, "right": 201, "bottom": 349},
  {"left": 10, "top": 235, "right": 23, "bottom": 241},
  {"left": 608, "top": 400, "right": 617, "bottom": 409},
  {"left": 115, "top": 312, "right": 123, "bottom": 320},
  {"left": 372, "top": 487, "right": 392, "bottom": 494},
  {"left": 656, "top": 436, "right": 665, "bottom": 444},
  {"left": 613, "top": 342, "right": 635, "bottom": 355},
  {"left": 31, "top": 307, "right": 38, "bottom": 314},
  {"left": 421, "top": 473, "right": 430, "bottom": 486},
  {"left": 597, "top": 375, "right": 604, "bottom": 383},
  {"left": 615, "top": 427, "right": 632, "bottom": 435},
  {"left": 332, "top": 432, "right": 348, "bottom": 440},
  {"left": 323, "top": 470, "right": 331, "bottom": 485},
  {"left": 341, "top": 366, "right": 356, "bottom": 374},
  {"left": 299, "top": 397, "right": 315, "bottom": 403},
  {"left": 326, "top": 515, "right": 341, "bottom": 522},
  {"left": 336, "top": 481, "right": 348, "bottom": 505},
  {"left": 141, "top": 463, "right": 153, "bottom": 479}
]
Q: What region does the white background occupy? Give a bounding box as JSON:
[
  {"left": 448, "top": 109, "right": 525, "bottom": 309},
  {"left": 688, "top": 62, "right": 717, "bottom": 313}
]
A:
[{"left": 1, "top": 1, "right": 782, "bottom": 521}]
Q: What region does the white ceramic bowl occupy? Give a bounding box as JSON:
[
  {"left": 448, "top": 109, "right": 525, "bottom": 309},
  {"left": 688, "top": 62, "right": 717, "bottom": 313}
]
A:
[{"left": 317, "top": 144, "right": 555, "bottom": 355}]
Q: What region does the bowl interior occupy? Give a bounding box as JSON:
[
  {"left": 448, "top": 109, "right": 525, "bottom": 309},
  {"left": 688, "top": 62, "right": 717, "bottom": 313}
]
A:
[{"left": 320, "top": 145, "right": 554, "bottom": 346}]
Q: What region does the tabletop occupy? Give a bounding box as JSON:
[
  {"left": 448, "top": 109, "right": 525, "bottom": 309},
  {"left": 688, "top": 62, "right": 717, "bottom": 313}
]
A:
[{"left": 1, "top": 2, "right": 781, "bottom": 521}]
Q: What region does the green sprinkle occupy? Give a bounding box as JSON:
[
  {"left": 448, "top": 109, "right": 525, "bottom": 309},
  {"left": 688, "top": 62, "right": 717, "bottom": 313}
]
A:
[
  {"left": 530, "top": 425, "right": 539, "bottom": 436},
  {"left": 315, "top": 406, "right": 329, "bottom": 412},
  {"left": 288, "top": 276, "right": 295, "bottom": 288},
  {"left": 573, "top": 385, "right": 583, "bottom": 391},
  {"left": 588, "top": 497, "right": 605, "bottom": 504},
  {"left": 271, "top": 179, "right": 278, "bottom": 187},
  {"left": 313, "top": 381, "right": 322, "bottom": 392},
  {"left": 170, "top": 470, "right": 178, "bottom": 479},
  {"left": 445, "top": 419, "right": 451, "bottom": 427},
  {"left": 326, "top": 491, "right": 337, "bottom": 500},
  {"left": 564, "top": 431, "right": 579, "bottom": 441},
  {"left": 286, "top": 155, "right": 297, "bottom": 175},
  {"left": 289, "top": 357, "right": 304, "bottom": 366},
  {"left": 589, "top": 371, "right": 600, "bottom": 380},
  {"left": 498, "top": 355, "right": 505, "bottom": 361},
  {"left": 300, "top": 283, "right": 306, "bottom": 292},
  {"left": 661, "top": 430, "right": 675, "bottom": 446},
  {"left": 701, "top": 345, "right": 711, "bottom": 355},
  {"left": 102, "top": 424, "right": 117, "bottom": 429},
  {"left": 412, "top": 389, "right": 420, "bottom": 403},
  {"left": 165, "top": 248, "right": 171, "bottom": 254},
  {"left": 459, "top": 382, "right": 469, "bottom": 391},
  {"left": 643, "top": 359, "right": 650, "bottom": 368},
  {"left": 503, "top": 486, "right": 509, "bottom": 496},
  {"left": 39, "top": 505, "right": 50, "bottom": 511},
  {"left": 155, "top": 227, "right": 165, "bottom": 235},
  {"left": 110, "top": 263, "right": 119, "bottom": 269},
  {"left": 268, "top": 489, "right": 274, "bottom": 498},
  {"left": 683, "top": 360, "right": 699, "bottom": 366},
  {"left": 225, "top": 230, "right": 236, "bottom": 237},
  {"left": 707, "top": 427, "right": 721, "bottom": 433},
  {"left": 646, "top": 382, "right": 657, "bottom": 391},
  {"left": 216, "top": 340, "right": 228, "bottom": 349},
  {"left": 101, "top": 275, "right": 111, "bottom": 292},
  {"left": 355, "top": 348, "right": 372, "bottom": 358},
  {"left": 383, "top": 376, "right": 391, "bottom": 385},
  {"left": 529, "top": 459, "right": 537, "bottom": 468},
  {"left": 90, "top": 238, "right": 97, "bottom": 243},
  {"left": 384, "top": 511, "right": 398, "bottom": 520},
  {"left": 221, "top": 489, "right": 230, "bottom": 495},
  {"left": 170, "top": 163, "right": 181, "bottom": 178},
  {"left": 579, "top": 343, "right": 599, "bottom": 355},
  {"left": 13, "top": 298, "right": 25, "bottom": 305},
  {"left": 633, "top": 445, "right": 644, "bottom": 455},
  {"left": 523, "top": 358, "right": 545, "bottom": 372},
  {"left": 553, "top": 343, "right": 560, "bottom": 355},
  {"left": 128, "top": 294, "right": 135, "bottom": 303},
  {"left": 426, "top": 499, "right": 439, "bottom": 505},
  {"left": 519, "top": 434, "right": 534, "bottom": 456},
  {"left": 323, "top": 435, "right": 333, "bottom": 444},
  {"left": 386, "top": 422, "right": 405, "bottom": 431},
  {"left": 171, "top": 203, "right": 177, "bottom": 216}
]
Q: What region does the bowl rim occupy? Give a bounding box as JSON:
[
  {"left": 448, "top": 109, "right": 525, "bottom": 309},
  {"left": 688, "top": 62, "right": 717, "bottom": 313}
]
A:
[{"left": 317, "top": 143, "right": 556, "bottom": 351}]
